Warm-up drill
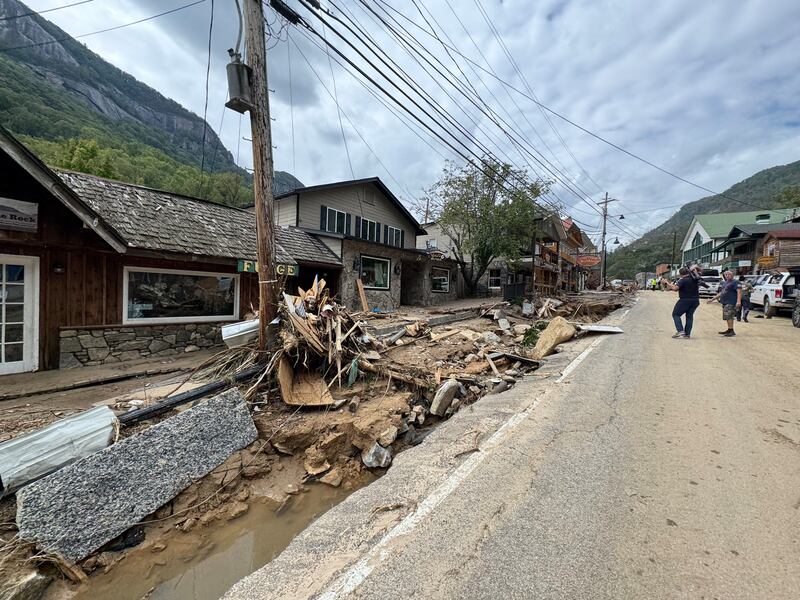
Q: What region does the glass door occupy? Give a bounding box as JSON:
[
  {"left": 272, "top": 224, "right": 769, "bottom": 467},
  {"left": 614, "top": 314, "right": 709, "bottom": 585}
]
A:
[{"left": 0, "top": 255, "right": 39, "bottom": 375}]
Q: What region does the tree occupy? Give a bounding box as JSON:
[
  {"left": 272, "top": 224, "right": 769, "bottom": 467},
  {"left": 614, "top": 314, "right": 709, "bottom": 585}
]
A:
[{"left": 423, "top": 158, "right": 547, "bottom": 293}]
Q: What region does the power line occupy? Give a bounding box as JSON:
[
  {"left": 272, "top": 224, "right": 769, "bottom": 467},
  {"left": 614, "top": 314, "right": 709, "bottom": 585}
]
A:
[
  {"left": 371, "top": 0, "right": 764, "bottom": 213},
  {"left": 0, "top": 0, "right": 207, "bottom": 53},
  {"left": 0, "top": 0, "right": 94, "bottom": 22},
  {"left": 289, "top": 33, "right": 415, "bottom": 206},
  {"left": 198, "top": 0, "right": 214, "bottom": 191},
  {"left": 287, "top": 31, "right": 296, "bottom": 175}
]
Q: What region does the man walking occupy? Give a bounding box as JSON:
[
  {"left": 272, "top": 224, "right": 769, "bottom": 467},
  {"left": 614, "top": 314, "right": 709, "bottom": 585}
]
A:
[
  {"left": 736, "top": 275, "right": 753, "bottom": 322},
  {"left": 663, "top": 267, "right": 704, "bottom": 339},
  {"left": 708, "top": 270, "right": 741, "bottom": 336}
]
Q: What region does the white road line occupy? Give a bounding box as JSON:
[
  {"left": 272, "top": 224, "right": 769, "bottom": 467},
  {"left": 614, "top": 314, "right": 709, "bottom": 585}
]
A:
[{"left": 316, "top": 305, "right": 635, "bottom": 599}]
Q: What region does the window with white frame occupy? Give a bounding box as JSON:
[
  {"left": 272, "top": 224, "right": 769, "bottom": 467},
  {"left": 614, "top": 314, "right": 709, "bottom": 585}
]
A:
[
  {"left": 359, "top": 217, "right": 377, "bottom": 242},
  {"left": 488, "top": 268, "right": 502, "bottom": 288},
  {"left": 426, "top": 238, "right": 438, "bottom": 250},
  {"left": 431, "top": 267, "right": 449, "bottom": 293},
  {"left": 386, "top": 225, "right": 403, "bottom": 248},
  {"left": 326, "top": 207, "right": 347, "bottom": 234},
  {"left": 124, "top": 267, "right": 239, "bottom": 323},
  {"left": 360, "top": 256, "right": 390, "bottom": 289}
]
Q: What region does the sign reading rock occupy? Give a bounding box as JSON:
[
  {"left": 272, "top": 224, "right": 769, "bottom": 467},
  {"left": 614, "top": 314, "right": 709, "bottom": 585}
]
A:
[
  {"left": 0, "top": 197, "right": 38, "bottom": 232},
  {"left": 16, "top": 389, "right": 257, "bottom": 562}
]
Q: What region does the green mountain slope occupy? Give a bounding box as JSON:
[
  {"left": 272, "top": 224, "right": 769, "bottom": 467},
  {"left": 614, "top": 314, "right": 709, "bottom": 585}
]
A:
[
  {"left": 606, "top": 161, "right": 800, "bottom": 278},
  {"left": 0, "top": 0, "right": 302, "bottom": 203}
]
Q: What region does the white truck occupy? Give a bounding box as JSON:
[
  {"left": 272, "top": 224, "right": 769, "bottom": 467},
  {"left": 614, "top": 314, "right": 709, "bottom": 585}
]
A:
[
  {"left": 698, "top": 268, "right": 722, "bottom": 298},
  {"left": 750, "top": 271, "right": 797, "bottom": 318}
]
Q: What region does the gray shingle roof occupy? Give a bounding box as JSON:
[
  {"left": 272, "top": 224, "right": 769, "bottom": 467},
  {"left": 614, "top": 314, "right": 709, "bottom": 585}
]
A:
[{"left": 56, "top": 171, "right": 340, "bottom": 267}]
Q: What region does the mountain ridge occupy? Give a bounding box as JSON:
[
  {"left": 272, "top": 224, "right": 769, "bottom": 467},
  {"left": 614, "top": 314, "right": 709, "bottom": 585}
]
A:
[
  {"left": 606, "top": 159, "right": 800, "bottom": 277},
  {"left": 0, "top": 0, "right": 303, "bottom": 202}
]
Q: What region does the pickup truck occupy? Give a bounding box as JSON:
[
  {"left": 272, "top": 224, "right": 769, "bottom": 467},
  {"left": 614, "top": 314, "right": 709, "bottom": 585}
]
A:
[
  {"left": 750, "top": 271, "right": 797, "bottom": 317},
  {"left": 698, "top": 269, "right": 722, "bottom": 298}
]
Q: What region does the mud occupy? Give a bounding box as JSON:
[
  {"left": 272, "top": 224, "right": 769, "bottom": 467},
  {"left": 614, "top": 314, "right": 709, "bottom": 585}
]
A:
[{"left": 45, "top": 480, "right": 371, "bottom": 600}]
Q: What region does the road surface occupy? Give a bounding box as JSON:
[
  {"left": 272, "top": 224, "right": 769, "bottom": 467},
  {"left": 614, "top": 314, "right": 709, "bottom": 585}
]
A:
[{"left": 226, "top": 292, "right": 800, "bottom": 600}]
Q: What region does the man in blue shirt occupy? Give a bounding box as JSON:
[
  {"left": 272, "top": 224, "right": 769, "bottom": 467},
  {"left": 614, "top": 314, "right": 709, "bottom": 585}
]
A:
[{"left": 708, "top": 270, "right": 742, "bottom": 336}]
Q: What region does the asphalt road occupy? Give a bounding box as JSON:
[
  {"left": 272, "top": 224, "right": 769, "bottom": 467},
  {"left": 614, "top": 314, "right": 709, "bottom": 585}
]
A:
[{"left": 226, "top": 292, "right": 800, "bottom": 600}]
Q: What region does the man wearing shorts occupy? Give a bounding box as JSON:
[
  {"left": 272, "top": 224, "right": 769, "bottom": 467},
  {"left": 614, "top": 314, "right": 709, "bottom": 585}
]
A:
[{"left": 708, "top": 270, "right": 741, "bottom": 337}]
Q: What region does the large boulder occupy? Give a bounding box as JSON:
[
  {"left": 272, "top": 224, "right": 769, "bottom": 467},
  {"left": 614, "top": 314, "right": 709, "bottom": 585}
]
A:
[{"left": 530, "top": 316, "right": 576, "bottom": 359}]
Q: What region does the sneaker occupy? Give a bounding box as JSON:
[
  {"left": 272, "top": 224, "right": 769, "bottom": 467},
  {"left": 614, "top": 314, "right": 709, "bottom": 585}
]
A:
[
  {"left": 679, "top": 335, "right": 691, "bottom": 340},
  {"left": 736, "top": 318, "right": 741, "bottom": 322},
  {"left": 671, "top": 332, "right": 684, "bottom": 338},
  {"left": 743, "top": 317, "right": 749, "bottom": 323},
  {"left": 723, "top": 330, "right": 736, "bottom": 337},
  {"left": 718, "top": 330, "right": 729, "bottom": 334}
]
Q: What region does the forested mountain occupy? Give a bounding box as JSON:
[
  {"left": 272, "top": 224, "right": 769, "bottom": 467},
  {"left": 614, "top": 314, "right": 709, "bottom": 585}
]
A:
[
  {"left": 606, "top": 161, "right": 800, "bottom": 278},
  {"left": 0, "top": 0, "right": 302, "bottom": 205}
]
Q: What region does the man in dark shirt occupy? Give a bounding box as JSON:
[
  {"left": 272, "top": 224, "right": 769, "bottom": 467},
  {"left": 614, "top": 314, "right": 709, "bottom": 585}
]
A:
[
  {"left": 663, "top": 267, "right": 706, "bottom": 339},
  {"left": 708, "top": 270, "right": 741, "bottom": 336}
]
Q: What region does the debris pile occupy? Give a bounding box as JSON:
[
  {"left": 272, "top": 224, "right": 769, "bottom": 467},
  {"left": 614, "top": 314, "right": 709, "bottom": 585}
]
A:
[{"left": 533, "top": 290, "right": 630, "bottom": 321}]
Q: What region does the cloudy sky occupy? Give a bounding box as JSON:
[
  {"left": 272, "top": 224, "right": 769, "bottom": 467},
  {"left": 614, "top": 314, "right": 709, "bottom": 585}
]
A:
[{"left": 27, "top": 0, "right": 800, "bottom": 244}]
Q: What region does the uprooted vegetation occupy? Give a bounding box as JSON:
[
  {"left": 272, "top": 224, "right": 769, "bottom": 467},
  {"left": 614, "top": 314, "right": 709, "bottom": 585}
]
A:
[{"left": 0, "top": 283, "right": 631, "bottom": 597}]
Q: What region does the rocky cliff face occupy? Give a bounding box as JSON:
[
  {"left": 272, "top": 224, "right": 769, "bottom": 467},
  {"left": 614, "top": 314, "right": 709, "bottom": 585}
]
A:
[{"left": 0, "top": 0, "right": 235, "bottom": 171}]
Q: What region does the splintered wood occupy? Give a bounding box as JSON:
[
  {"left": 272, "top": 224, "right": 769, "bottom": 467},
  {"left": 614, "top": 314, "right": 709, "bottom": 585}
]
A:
[{"left": 277, "top": 356, "right": 334, "bottom": 406}]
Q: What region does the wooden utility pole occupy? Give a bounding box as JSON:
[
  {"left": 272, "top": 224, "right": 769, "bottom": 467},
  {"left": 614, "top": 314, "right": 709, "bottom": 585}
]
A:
[
  {"left": 243, "top": 0, "right": 277, "bottom": 350},
  {"left": 598, "top": 193, "right": 618, "bottom": 289},
  {"left": 671, "top": 230, "right": 677, "bottom": 270}
]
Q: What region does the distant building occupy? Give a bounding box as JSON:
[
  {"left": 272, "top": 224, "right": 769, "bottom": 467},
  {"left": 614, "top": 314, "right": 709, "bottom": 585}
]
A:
[{"left": 680, "top": 208, "right": 800, "bottom": 267}]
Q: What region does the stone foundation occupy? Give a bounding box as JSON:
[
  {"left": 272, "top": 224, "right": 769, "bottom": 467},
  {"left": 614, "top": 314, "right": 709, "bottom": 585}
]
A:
[{"left": 59, "top": 323, "right": 223, "bottom": 368}]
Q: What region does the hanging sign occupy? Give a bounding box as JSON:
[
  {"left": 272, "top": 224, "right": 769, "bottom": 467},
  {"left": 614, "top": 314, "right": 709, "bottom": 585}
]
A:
[
  {"left": 576, "top": 254, "right": 602, "bottom": 267},
  {"left": 238, "top": 259, "right": 298, "bottom": 276},
  {"left": 0, "top": 197, "right": 38, "bottom": 232}
]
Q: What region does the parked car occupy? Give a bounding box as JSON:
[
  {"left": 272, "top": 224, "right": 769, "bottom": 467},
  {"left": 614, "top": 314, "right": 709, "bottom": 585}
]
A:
[
  {"left": 750, "top": 271, "right": 797, "bottom": 317},
  {"left": 698, "top": 269, "right": 722, "bottom": 298},
  {"left": 787, "top": 267, "right": 800, "bottom": 328}
]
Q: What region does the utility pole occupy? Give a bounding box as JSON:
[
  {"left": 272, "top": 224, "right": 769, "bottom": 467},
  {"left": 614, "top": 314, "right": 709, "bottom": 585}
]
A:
[
  {"left": 598, "top": 193, "right": 618, "bottom": 289},
  {"left": 243, "top": 0, "right": 278, "bottom": 351},
  {"left": 671, "top": 230, "right": 677, "bottom": 271}
]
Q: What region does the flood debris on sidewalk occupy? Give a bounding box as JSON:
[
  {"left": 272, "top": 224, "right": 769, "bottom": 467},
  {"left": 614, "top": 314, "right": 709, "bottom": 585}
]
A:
[{"left": 15, "top": 389, "right": 256, "bottom": 563}]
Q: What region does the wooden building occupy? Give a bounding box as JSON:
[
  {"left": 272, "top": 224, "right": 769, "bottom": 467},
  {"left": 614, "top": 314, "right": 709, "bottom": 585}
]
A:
[
  {"left": 0, "top": 125, "right": 340, "bottom": 374},
  {"left": 761, "top": 229, "right": 800, "bottom": 269}
]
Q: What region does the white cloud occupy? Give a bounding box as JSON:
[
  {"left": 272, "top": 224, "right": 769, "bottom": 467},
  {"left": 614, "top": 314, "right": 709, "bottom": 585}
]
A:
[{"left": 27, "top": 0, "right": 800, "bottom": 238}]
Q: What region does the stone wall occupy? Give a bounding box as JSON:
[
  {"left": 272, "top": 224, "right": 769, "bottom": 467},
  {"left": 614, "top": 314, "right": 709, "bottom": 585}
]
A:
[{"left": 59, "top": 323, "right": 223, "bottom": 368}]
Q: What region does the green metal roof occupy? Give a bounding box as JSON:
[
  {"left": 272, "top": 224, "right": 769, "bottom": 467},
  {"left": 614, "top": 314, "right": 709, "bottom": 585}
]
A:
[{"left": 695, "top": 207, "right": 800, "bottom": 239}]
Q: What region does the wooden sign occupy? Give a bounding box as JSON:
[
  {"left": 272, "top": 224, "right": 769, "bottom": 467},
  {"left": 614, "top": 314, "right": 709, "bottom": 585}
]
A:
[
  {"left": 577, "top": 254, "right": 602, "bottom": 267},
  {"left": 0, "top": 197, "right": 38, "bottom": 232}
]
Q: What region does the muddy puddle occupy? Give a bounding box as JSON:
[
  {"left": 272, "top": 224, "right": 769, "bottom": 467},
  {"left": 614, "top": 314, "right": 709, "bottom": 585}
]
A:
[{"left": 55, "top": 482, "right": 369, "bottom": 600}]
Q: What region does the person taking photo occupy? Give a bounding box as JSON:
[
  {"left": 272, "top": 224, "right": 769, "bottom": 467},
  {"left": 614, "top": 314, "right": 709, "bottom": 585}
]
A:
[{"left": 662, "top": 267, "right": 706, "bottom": 339}]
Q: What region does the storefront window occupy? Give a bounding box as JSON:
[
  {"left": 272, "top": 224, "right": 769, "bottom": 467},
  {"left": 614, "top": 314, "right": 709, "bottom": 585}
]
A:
[
  {"left": 431, "top": 267, "right": 449, "bottom": 293},
  {"left": 124, "top": 268, "right": 238, "bottom": 323},
  {"left": 360, "top": 256, "right": 390, "bottom": 289}
]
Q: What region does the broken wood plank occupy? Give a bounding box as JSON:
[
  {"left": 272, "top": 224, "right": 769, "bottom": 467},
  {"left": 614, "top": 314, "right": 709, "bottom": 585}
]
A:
[
  {"left": 485, "top": 354, "right": 501, "bottom": 377},
  {"left": 430, "top": 329, "right": 462, "bottom": 342},
  {"left": 575, "top": 324, "right": 624, "bottom": 334},
  {"left": 356, "top": 279, "right": 370, "bottom": 312}
]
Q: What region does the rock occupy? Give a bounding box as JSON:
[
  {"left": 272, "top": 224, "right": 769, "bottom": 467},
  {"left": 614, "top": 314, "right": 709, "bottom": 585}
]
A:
[
  {"left": 430, "top": 378, "right": 460, "bottom": 416},
  {"left": 59, "top": 353, "right": 83, "bottom": 369},
  {"left": 60, "top": 336, "right": 82, "bottom": 353},
  {"left": 464, "top": 353, "right": 478, "bottom": 364},
  {"left": 530, "top": 316, "right": 576, "bottom": 359},
  {"left": 0, "top": 570, "right": 52, "bottom": 600},
  {"left": 319, "top": 468, "right": 343, "bottom": 487},
  {"left": 348, "top": 398, "right": 361, "bottom": 414},
  {"left": 377, "top": 425, "right": 399, "bottom": 447},
  {"left": 78, "top": 335, "right": 107, "bottom": 349},
  {"left": 513, "top": 324, "right": 531, "bottom": 335},
  {"left": 184, "top": 344, "right": 200, "bottom": 353},
  {"left": 362, "top": 442, "right": 392, "bottom": 468},
  {"left": 227, "top": 501, "right": 249, "bottom": 520},
  {"left": 285, "top": 484, "right": 301, "bottom": 495},
  {"left": 304, "top": 458, "right": 331, "bottom": 476},
  {"left": 115, "top": 339, "right": 149, "bottom": 351},
  {"left": 180, "top": 518, "right": 197, "bottom": 532},
  {"left": 151, "top": 542, "right": 167, "bottom": 553},
  {"left": 497, "top": 318, "right": 511, "bottom": 331},
  {"left": 469, "top": 385, "right": 481, "bottom": 394},
  {"left": 16, "top": 390, "right": 258, "bottom": 562},
  {"left": 148, "top": 339, "right": 171, "bottom": 353},
  {"left": 87, "top": 347, "right": 110, "bottom": 361},
  {"left": 60, "top": 330, "right": 78, "bottom": 338},
  {"left": 489, "top": 381, "right": 510, "bottom": 395},
  {"left": 505, "top": 369, "right": 520, "bottom": 377},
  {"left": 482, "top": 331, "right": 501, "bottom": 344}
]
